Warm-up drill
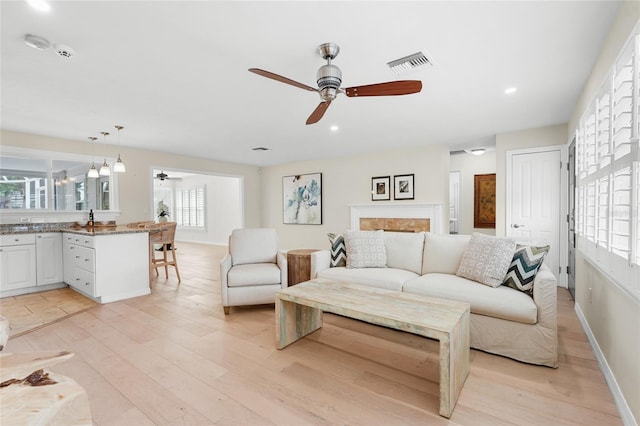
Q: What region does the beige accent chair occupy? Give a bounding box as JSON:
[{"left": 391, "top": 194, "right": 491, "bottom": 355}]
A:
[{"left": 220, "top": 228, "right": 287, "bottom": 315}]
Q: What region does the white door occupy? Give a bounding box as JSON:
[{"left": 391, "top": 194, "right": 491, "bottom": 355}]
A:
[
  {"left": 507, "top": 147, "right": 564, "bottom": 285},
  {"left": 36, "top": 233, "right": 63, "bottom": 286}
]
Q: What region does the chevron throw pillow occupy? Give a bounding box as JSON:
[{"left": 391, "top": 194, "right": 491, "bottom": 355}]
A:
[
  {"left": 327, "top": 233, "right": 346, "bottom": 267},
  {"left": 503, "top": 244, "right": 550, "bottom": 296}
]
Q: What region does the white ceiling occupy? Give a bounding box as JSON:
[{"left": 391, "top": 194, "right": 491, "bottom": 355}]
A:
[{"left": 1, "top": 1, "right": 620, "bottom": 167}]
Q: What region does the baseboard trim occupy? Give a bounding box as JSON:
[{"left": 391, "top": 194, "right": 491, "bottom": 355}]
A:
[{"left": 574, "top": 302, "right": 637, "bottom": 426}]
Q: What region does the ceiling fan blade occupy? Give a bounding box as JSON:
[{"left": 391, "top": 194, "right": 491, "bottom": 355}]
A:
[
  {"left": 249, "top": 68, "right": 318, "bottom": 93},
  {"left": 306, "top": 101, "right": 331, "bottom": 125},
  {"left": 344, "top": 80, "right": 422, "bottom": 97}
]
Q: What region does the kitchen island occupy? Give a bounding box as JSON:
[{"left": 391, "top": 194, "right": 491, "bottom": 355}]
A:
[{"left": 1, "top": 224, "right": 150, "bottom": 303}]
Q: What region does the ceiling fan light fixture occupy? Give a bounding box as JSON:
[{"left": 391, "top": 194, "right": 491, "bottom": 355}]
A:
[
  {"left": 387, "top": 51, "right": 434, "bottom": 75},
  {"left": 317, "top": 64, "right": 342, "bottom": 102}
]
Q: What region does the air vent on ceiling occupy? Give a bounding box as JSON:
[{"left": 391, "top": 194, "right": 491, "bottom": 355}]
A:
[
  {"left": 450, "top": 149, "right": 467, "bottom": 156},
  {"left": 252, "top": 147, "right": 271, "bottom": 151},
  {"left": 387, "top": 51, "right": 434, "bottom": 75}
]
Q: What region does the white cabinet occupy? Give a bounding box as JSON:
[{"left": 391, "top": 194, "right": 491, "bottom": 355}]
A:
[
  {"left": 36, "top": 233, "right": 63, "bottom": 286},
  {"left": 63, "top": 232, "right": 149, "bottom": 303},
  {"left": 0, "top": 234, "right": 36, "bottom": 292}
]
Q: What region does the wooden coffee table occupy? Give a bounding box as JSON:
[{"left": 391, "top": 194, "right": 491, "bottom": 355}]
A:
[{"left": 275, "top": 278, "right": 470, "bottom": 418}]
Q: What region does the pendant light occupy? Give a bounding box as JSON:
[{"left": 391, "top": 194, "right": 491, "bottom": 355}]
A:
[
  {"left": 99, "top": 131, "right": 111, "bottom": 176},
  {"left": 113, "top": 125, "right": 126, "bottom": 173},
  {"left": 87, "top": 137, "right": 99, "bottom": 178}
]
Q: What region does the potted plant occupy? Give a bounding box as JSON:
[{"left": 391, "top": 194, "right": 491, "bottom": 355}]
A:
[{"left": 157, "top": 201, "right": 170, "bottom": 223}]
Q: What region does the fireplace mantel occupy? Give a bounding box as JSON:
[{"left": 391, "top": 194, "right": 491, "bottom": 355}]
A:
[{"left": 349, "top": 203, "right": 445, "bottom": 234}]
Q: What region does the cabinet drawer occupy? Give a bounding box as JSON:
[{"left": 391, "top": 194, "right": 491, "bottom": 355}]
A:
[
  {"left": 68, "top": 267, "right": 96, "bottom": 296},
  {"left": 63, "top": 233, "right": 94, "bottom": 248},
  {"left": 0, "top": 234, "right": 36, "bottom": 246},
  {"left": 69, "top": 245, "right": 95, "bottom": 273}
]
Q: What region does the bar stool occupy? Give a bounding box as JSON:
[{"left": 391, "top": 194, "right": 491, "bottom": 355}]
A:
[{"left": 145, "top": 222, "right": 181, "bottom": 285}]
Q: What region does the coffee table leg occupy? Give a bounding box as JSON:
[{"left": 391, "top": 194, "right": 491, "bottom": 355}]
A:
[
  {"left": 438, "top": 310, "right": 470, "bottom": 418},
  {"left": 275, "top": 296, "right": 323, "bottom": 349}
]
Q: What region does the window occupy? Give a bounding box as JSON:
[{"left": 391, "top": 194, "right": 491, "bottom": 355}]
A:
[
  {"left": 575, "top": 25, "right": 640, "bottom": 300},
  {"left": 175, "top": 186, "right": 205, "bottom": 228}
]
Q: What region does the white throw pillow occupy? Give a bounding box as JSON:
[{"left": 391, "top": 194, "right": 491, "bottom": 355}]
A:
[
  {"left": 383, "top": 231, "right": 425, "bottom": 274},
  {"left": 422, "top": 233, "right": 471, "bottom": 275},
  {"left": 345, "top": 230, "right": 387, "bottom": 268},
  {"left": 456, "top": 233, "right": 516, "bottom": 287}
]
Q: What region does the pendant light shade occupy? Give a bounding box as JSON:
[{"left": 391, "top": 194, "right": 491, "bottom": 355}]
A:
[
  {"left": 113, "top": 154, "right": 126, "bottom": 172},
  {"left": 88, "top": 162, "right": 99, "bottom": 178},
  {"left": 87, "top": 136, "right": 99, "bottom": 178},
  {"left": 99, "top": 160, "right": 111, "bottom": 176},
  {"left": 99, "top": 131, "right": 110, "bottom": 176},
  {"left": 113, "top": 125, "right": 126, "bottom": 173}
]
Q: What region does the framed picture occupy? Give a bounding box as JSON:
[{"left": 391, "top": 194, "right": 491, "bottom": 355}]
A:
[
  {"left": 393, "top": 174, "right": 415, "bottom": 200},
  {"left": 474, "top": 173, "right": 496, "bottom": 228},
  {"left": 371, "top": 176, "right": 391, "bottom": 201},
  {"left": 283, "top": 173, "right": 322, "bottom": 225}
]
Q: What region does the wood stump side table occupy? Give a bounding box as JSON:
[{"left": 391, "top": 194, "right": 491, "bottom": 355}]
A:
[{"left": 287, "top": 249, "right": 319, "bottom": 286}]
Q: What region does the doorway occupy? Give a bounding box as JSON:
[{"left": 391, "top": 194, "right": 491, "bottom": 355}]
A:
[
  {"left": 506, "top": 146, "right": 567, "bottom": 286},
  {"left": 152, "top": 169, "right": 243, "bottom": 245}
]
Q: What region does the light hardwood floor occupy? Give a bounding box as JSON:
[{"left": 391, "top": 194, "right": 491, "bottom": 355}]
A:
[{"left": 4, "top": 242, "right": 621, "bottom": 425}]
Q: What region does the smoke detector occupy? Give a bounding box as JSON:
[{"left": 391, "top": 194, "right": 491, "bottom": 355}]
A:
[
  {"left": 24, "top": 34, "right": 50, "bottom": 50},
  {"left": 53, "top": 44, "right": 75, "bottom": 59},
  {"left": 387, "top": 51, "right": 435, "bottom": 75}
]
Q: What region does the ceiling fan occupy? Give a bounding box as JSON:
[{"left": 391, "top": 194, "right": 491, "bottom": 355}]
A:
[
  {"left": 249, "top": 43, "right": 423, "bottom": 125},
  {"left": 154, "top": 171, "right": 179, "bottom": 181}
]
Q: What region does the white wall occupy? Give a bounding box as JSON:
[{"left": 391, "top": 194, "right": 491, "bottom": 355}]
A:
[
  {"left": 449, "top": 151, "right": 497, "bottom": 236},
  {"left": 174, "top": 174, "right": 242, "bottom": 245},
  {"left": 566, "top": 3, "right": 640, "bottom": 424},
  {"left": 260, "top": 144, "right": 450, "bottom": 250},
  {"left": 1, "top": 130, "right": 262, "bottom": 229}
]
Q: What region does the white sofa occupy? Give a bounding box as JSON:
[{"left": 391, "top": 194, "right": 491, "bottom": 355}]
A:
[{"left": 310, "top": 231, "right": 558, "bottom": 367}]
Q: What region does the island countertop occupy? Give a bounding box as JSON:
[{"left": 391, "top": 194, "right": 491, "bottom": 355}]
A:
[{"left": 0, "top": 223, "right": 149, "bottom": 236}]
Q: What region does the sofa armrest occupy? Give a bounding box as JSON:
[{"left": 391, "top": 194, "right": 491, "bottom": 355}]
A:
[
  {"left": 532, "top": 263, "right": 557, "bottom": 327},
  {"left": 310, "top": 250, "right": 331, "bottom": 278},
  {"left": 220, "top": 253, "right": 232, "bottom": 306},
  {"left": 277, "top": 251, "right": 288, "bottom": 288}
]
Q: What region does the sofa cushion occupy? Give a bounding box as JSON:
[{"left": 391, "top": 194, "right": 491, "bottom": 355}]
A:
[
  {"left": 345, "top": 230, "right": 387, "bottom": 268},
  {"left": 422, "top": 233, "right": 471, "bottom": 275},
  {"left": 403, "top": 273, "right": 537, "bottom": 324},
  {"left": 317, "top": 267, "right": 417, "bottom": 291},
  {"left": 230, "top": 228, "right": 278, "bottom": 265},
  {"left": 503, "top": 244, "right": 550, "bottom": 296},
  {"left": 456, "top": 233, "right": 516, "bottom": 287},
  {"left": 327, "top": 233, "right": 347, "bottom": 267},
  {"left": 383, "top": 231, "right": 425, "bottom": 274},
  {"left": 227, "top": 263, "right": 282, "bottom": 287}
]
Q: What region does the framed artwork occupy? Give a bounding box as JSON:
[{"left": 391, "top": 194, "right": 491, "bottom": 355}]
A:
[
  {"left": 283, "top": 173, "right": 322, "bottom": 225},
  {"left": 371, "top": 176, "right": 391, "bottom": 201},
  {"left": 393, "top": 174, "right": 415, "bottom": 200},
  {"left": 474, "top": 173, "right": 496, "bottom": 228}
]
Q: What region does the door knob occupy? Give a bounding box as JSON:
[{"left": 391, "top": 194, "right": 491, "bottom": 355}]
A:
[{"left": 512, "top": 224, "right": 525, "bottom": 229}]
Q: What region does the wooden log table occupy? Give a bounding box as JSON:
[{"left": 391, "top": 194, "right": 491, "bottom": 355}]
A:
[
  {"left": 0, "top": 350, "right": 92, "bottom": 425},
  {"left": 286, "top": 249, "right": 319, "bottom": 286},
  {"left": 275, "top": 278, "right": 470, "bottom": 418}
]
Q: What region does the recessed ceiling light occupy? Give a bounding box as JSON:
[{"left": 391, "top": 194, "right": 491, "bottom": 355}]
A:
[
  {"left": 465, "top": 148, "right": 486, "bottom": 156},
  {"left": 330, "top": 125, "right": 339, "bottom": 132},
  {"left": 26, "top": 0, "right": 51, "bottom": 12},
  {"left": 505, "top": 87, "right": 517, "bottom": 95},
  {"left": 24, "top": 34, "right": 50, "bottom": 50}
]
